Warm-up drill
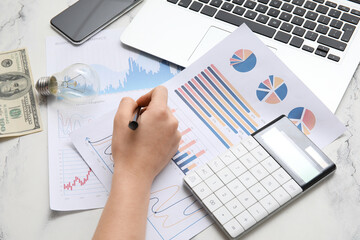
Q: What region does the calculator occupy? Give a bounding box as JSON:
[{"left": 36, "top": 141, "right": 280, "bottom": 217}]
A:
[{"left": 184, "top": 115, "right": 336, "bottom": 239}]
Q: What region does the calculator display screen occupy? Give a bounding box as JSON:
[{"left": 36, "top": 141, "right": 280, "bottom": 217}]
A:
[
  {"left": 253, "top": 117, "right": 334, "bottom": 187},
  {"left": 260, "top": 127, "right": 319, "bottom": 183}
]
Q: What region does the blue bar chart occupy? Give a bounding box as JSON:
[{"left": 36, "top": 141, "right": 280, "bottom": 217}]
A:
[
  {"left": 175, "top": 64, "right": 262, "bottom": 148},
  {"left": 172, "top": 126, "right": 206, "bottom": 174}
]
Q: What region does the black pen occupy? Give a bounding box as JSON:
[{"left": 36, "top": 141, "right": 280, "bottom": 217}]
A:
[{"left": 128, "top": 107, "right": 141, "bottom": 130}]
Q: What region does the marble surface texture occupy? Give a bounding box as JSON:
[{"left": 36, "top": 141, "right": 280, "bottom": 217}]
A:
[{"left": 0, "top": 0, "right": 360, "bottom": 239}]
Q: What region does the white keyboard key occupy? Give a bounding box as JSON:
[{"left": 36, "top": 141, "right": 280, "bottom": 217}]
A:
[
  {"left": 215, "top": 186, "right": 235, "bottom": 204},
  {"left": 249, "top": 163, "right": 269, "bottom": 181},
  {"left": 224, "top": 218, "right": 244, "bottom": 238},
  {"left": 225, "top": 198, "right": 245, "bottom": 217},
  {"left": 237, "top": 190, "right": 257, "bottom": 208},
  {"left": 259, "top": 194, "right": 280, "bottom": 214},
  {"left": 228, "top": 160, "right": 247, "bottom": 177},
  {"left": 205, "top": 174, "right": 224, "bottom": 192},
  {"left": 260, "top": 175, "right": 280, "bottom": 193},
  {"left": 238, "top": 171, "right": 257, "bottom": 188},
  {"left": 251, "top": 145, "right": 269, "bottom": 162},
  {"left": 235, "top": 210, "right": 256, "bottom": 230},
  {"left": 184, "top": 172, "right": 202, "bottom": 188},
  {"left": 271, "top": 186, "right": 291, "bottom": 205},
  {"left": 227, "top": 178, "right": 246, "bottom": 196},
  {"left": 230, "top": 143, "right": 248, "bottom": 158},
  {"left": 196, "top": 164, "right": 214, "bottom": 180},
  {"left": 248, "top": 202, "right": 268, "bottom": 222},
  {"left": 208, "top": 157, "right": 225, "bottom": 173},
  {"left": 241, "top": 136, "right": 259, "bottom": 151},
  {"left": 203, "top": 194, "right": 222, "bottom": 212},
  {"left": 193, "top": 181, "right": 212, "bottom": 199},
  {"left": 272, "top": 168, "right": 291, "bottom": 185},
  {"left": 217, "top": 167, "right": 236, "bottom": 184},
  {"left": 261, "top": 156, "right": 280, "bottom": 173},
  {"left": 240, "top": 153, "right": 258, "bottom": 169},
  {"left": 213, "top": 206, "right": 233, "bottom": 225},
  {"left": 283, "top": 179, "right": 302, "bottom": 197},
  {"left": 219, "top": 151, "right": 237, "bottom": 165},
  {"left": 249, "top": 182, "right": 268, "bottom": 201}
]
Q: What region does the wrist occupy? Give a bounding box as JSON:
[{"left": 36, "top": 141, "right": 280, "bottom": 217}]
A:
[{"left": 112, "top": 167, "right": 154, "bottom": 190}]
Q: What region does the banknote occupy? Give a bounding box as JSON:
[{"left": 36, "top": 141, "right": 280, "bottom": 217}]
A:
[{"left": 0, "top": 49, "right": 42, "bottom": 137}]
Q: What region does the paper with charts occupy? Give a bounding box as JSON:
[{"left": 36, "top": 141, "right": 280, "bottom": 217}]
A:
[
  {"left": 46, "top": 28, "right": 181, "bottom": 211},
  {"left": 71, "top": 25, "right": 345, "bottom": 239}
]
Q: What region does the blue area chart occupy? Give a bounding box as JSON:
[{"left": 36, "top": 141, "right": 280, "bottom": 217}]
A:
[
  {"left": 230, "top": 49, "right": 257, "bottom": 72},
  {"left": 91, "top": 57, "right": 181, "bottom": 94}
]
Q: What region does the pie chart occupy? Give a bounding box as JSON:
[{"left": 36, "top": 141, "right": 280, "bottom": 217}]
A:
[
  {"left": 256, "top": 75, "right": 288, "bottom": 104},
  {"left": 230, "top": 49, "right": 257, "bottom": 72},
  {"left": 288, "top": 107, "right": 316, "bottom": 135}
]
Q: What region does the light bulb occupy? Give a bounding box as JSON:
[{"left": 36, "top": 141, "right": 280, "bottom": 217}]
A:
[{"left": 36, "top": 63, "right": 100, "bottom": 103}]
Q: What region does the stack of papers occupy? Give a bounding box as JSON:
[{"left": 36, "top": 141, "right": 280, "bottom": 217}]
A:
[{"left": 47, "top": 25, "right": 345, "bottom": 240}]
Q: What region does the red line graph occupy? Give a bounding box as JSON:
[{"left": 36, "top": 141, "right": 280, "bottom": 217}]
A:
[{"left": 64, "top": 168, "right": 92, "bottom": 191}]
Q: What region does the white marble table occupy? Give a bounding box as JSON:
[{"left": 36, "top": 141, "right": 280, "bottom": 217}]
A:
[{"left": 1, "top": 0, "right": 360, "bottom": 239}]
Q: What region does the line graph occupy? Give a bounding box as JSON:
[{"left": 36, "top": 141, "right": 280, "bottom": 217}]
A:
[
  {"left": 63, "top": 168, "right": 92, "bottom": 191},
  {"left": 60, "top": 148, "right": 107, "bottom": 196},
  {"left": 57, "top": 110, "right": 93, "bottom": 138},
  {"left": 87, "top": 135, "right": 114, "bottom": 173},
  {"left": 147, "top": 185, "right": 209, "bottom": 239}
]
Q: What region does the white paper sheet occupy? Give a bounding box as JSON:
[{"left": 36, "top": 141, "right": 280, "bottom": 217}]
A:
[
  {"left": 46, "top": 28, "right": 180, "bottom": 211},
  {"left": 71, "top": 25, "right": 345, "bottom": 239}
]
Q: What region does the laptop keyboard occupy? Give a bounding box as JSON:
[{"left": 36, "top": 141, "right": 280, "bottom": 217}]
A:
[{"left": 167, "top": 0, "right": 360, "bottom": 62}]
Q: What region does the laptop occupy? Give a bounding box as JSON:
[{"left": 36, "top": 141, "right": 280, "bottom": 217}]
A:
[{"left": 121, "top": 0, "right": 360, "bottom": 112}]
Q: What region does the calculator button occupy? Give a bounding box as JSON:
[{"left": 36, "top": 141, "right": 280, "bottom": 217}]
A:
[
  {"left": 240, "top": 153, "right": 258, "bottom": 169},
  {"left": 260, "top": 175, "right": 280, "bottom": 192},
  {"left": 203, "top": 194, "right": 222, "bottom": 212},
  {"left": 271, "top": 186, "right": 291, "bottom": 205},
  {"left": 213, "top": 206, "right": 233, "bottom": 225},
  {"left": 272, "top": 168, "right": 291, "bottom": 184},
  {"left": 225, "top": 198, "right": 245, "bottom": 216},
  {"left": 205, "top": 174, "right": 224, "bottom": 192},
  {"left": 215, "top": 186, "right": 235, "bottom": 204},
  {"left": 250, "top": 163, "right": 269, "bottom": 181},
  {"left": 248, "top": 202, "right": 268, "bottom": 221},
  {"left": 230, "top": 143, "right": 248, "bottom": 158},
  {"left": 238, "top": 171, "right": 258, "bottom": 188},
  {"left": 228, "top": 160, "right": 247, "bottom": 177},
  {"left": 261, "top": 156, "right": 280, "bottom": 173},
  {"left": 227, "top": 178, "right": 246, "bottom": 196},
  {"left": 249, "top": 182, "right": 269, "bottom": 200},
  {"left": 184, "top": 172, "right": 202, "bottom": 188},
  {"left": 217, "top": 167, "right": 236, "bottom": 184},
  {"left": 283, "top": 179, "right": 302, "bottom": 197},
  {"left": 259, "top": 194, "right": 280, "bottom": 213},
  {"left": 193, "top": 181, "right": 212, "bottom": 199},
  {"left": 241, "top": 136, "right": 259, "bottom": 151},
  {"left": 250, "top": 145, "right": 269, "bottom": 161},
  {"left": 235, "top": 210, "right": 256, "bottom": 230},
  {"left": 224, "top": 218, "right": 245, "bottom": 238},
  {"left": 237, "top": 190, "right": 257, "bottom": 208},
  {"left": 208, "top": 157, "right": 226, "bottom": 172},
  {"left": 196, "top": 164, "right": 214, "bottom": 180},
  {"left": 219, "top": 150, "right": 237, "bottom": 165}
]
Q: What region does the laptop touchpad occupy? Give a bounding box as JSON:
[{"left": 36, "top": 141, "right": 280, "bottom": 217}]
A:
[{"left": 188, "top": 26, "right": 231, "bottom": 64}]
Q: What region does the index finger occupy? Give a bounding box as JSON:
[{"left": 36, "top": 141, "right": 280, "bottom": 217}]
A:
[{"left": 136, "top": 86, "right": 168, "bottom": 109}]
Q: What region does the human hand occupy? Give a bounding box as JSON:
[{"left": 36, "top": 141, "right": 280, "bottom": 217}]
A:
[{"left": 111, "top": 86, "right": 181, "bottom": 183}]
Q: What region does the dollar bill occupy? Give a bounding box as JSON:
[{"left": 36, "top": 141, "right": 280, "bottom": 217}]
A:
[{"left": 0, "top": 48, "right": 42, "bottom": 137}]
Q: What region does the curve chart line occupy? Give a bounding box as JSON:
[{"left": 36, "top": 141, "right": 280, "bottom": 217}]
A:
[
  {"left": 87, "top": 135, "right": 114, "bottom": 173},
  {"left": 149, "top": 185, "right": 204, "bottom": 228}
]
